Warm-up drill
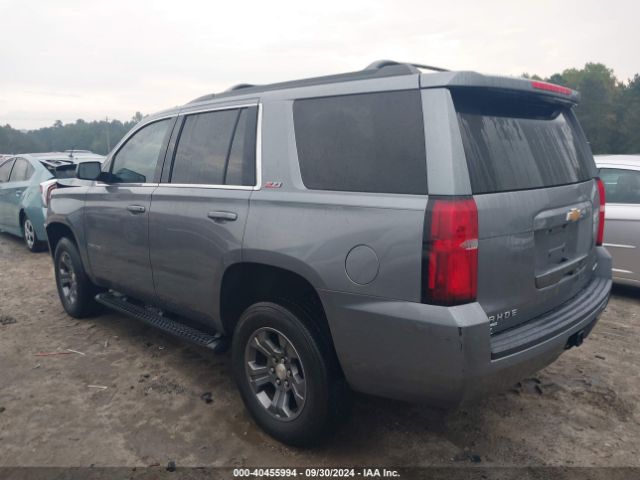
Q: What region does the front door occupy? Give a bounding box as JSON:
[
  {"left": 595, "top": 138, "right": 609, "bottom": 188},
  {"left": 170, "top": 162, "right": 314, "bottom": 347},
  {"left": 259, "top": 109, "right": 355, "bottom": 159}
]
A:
[{"left": 84, "top": 117, "right": 176, "bottom": 302}]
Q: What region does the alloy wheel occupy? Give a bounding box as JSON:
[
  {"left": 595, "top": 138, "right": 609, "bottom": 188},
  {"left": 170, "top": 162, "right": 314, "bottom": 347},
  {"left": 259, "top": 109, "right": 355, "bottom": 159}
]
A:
[
  {"left": 244, "top": 327, "right": 307, "bottom": 421},
  {"left": 23, "top": 219, "right": 35, "bottom": 249},
  {"left": 58, "top": 252, "right": 78, "bottom": 306}
]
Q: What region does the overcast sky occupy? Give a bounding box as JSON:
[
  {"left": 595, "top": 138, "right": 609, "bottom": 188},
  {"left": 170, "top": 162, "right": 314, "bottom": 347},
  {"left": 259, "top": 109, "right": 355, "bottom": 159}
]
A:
[{"left": 0, "top": 0, "right": 638, "bottom": 129}]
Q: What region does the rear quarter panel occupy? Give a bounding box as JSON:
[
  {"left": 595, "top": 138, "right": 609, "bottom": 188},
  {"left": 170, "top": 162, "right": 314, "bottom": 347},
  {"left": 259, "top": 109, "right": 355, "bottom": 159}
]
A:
[
  {"left": 23, "top": 167, "right": 54, "bottom": 239},
  {"left": 243, "top": 97, "right": 427, "bottom": 302}
]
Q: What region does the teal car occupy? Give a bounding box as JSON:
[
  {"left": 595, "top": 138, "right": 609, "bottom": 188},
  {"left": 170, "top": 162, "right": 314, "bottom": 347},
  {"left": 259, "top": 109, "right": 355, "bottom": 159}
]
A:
[{"left": 0, "top": 152, "right": 104, "bottom": 251}]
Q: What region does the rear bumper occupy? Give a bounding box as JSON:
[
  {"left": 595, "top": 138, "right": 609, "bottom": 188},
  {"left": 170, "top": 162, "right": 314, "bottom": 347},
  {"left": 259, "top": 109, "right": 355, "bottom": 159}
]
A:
[{"left": 320, "top": 247, "right": 612, "bottom": 406}]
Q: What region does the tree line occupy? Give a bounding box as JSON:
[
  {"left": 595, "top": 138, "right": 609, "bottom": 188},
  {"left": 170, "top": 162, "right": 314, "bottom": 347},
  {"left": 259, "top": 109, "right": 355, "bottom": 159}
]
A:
[
  {"left": 524, "top": 63, "right": 639, "bottom": 154},
  {"left": 0, "top": 112, "right": 144, "bottom": 156},
  {"left": 0, "top": 63, "right": 639, "bottom": 156}
]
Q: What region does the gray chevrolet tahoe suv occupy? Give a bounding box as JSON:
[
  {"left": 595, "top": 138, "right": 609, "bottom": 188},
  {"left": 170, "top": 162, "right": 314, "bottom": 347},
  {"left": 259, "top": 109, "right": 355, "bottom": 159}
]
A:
[{"left": 46, "top": 60, "right": 612, "bottom": 446}]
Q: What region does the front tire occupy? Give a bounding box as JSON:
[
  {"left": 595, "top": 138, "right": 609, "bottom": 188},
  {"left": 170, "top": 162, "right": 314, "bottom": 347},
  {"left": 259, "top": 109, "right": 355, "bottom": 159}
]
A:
[
  {"left": 232, "top": 301, "right": 348, "bottom": 446},
  {"left": 22, "top": 215, "right": 45, "bottom": 252},
  {"left": 54, "top": 237, "right": 99, "bottom": 318}
]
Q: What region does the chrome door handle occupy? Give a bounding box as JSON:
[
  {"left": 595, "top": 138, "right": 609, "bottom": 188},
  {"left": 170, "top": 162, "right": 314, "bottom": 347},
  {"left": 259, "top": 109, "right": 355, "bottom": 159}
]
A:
[
  {"left": 207, "top": 211, "right": 237, "bottom": 221},
  {"left": 126, "top": 205, "right": 146, "bottom": 213},
  {"left": 15, "top": 190, "right": 24, "bottom": 197}
]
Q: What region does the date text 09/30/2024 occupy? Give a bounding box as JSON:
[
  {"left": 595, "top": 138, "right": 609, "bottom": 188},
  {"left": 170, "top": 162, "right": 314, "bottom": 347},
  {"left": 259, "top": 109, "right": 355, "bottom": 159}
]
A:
[{"left": 233, "top": 468, "right": 401, "bottom": 478}]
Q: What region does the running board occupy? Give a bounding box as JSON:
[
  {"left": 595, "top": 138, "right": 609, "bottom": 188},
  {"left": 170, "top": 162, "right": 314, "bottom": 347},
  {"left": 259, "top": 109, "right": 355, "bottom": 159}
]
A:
[{"left": 95, "top": 292, "right": 226, "bottom": 353}]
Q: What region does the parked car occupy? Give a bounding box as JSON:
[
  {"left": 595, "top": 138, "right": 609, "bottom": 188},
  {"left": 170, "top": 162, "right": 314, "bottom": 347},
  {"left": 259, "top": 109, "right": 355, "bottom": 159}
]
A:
[
  {"left": 0, "top": 152, "right": 105, "bottom": 251},
  {"left": 595, "top": 155, "right": 640, "bottom": 286},
  {"left": 46, "top": 61, "right": 611, "bottom": 446}
]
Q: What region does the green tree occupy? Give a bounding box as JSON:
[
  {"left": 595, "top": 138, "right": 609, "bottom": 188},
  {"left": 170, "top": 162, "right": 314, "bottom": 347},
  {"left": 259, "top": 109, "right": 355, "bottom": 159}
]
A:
[
  {"left": 616, "top": 74, "right": 640, "bottom": 153},
  {"left": 0, "top": 116, "right": 140, "bottom": 155},
  {"left": 545, "top": 63, "right": 621, "bottom": 154}
]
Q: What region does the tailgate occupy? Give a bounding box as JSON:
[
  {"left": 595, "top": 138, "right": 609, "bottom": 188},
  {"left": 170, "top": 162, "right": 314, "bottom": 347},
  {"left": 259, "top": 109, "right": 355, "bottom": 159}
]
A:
[
  {"left": 475, "top": 182, "right": 598, "bottom": 334},
  {"left": 451, "top": 87, "right": 599, "bottom": 334}
]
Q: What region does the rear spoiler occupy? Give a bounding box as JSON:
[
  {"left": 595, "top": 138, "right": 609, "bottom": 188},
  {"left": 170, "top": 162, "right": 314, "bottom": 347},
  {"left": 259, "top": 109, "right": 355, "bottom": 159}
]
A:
[
  {"left": 48, "top": 163, "right": 77, "bottom": 179},
  {"left": 420, "top": 71, "right": 580, "bottom": 104}
]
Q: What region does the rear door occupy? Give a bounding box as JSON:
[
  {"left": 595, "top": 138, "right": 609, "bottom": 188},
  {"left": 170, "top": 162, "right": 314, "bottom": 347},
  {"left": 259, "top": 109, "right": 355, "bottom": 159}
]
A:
[
  {"left": 84, "top": 117, "right": 176, "bottom": 302},
  {"left": 598, "top": 166, "right": 640, "bottom": 282},
  {"left": 4, "top": 158, "right": 33, "bottom": 231},
  {"left": 149, "top": 104, "right": 258, "bottom": 324},
  {"left": 450, "top": 88, "right": 598, "bottom": 334}
]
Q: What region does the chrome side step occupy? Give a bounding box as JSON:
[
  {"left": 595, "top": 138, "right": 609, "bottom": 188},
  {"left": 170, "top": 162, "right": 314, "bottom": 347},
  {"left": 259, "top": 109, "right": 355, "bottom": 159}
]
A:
[{"left": 95, "top": 292, "right": 226, "bottom": 353}]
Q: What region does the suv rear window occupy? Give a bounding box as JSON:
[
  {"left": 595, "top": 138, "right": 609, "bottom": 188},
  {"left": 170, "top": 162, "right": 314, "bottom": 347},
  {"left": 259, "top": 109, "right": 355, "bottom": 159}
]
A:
[
  {"left": 293, "top": 90, "right": 427, "bottom": 195},
  {"left": 452, "top": 88, "right": 594, "bottom": 194}
]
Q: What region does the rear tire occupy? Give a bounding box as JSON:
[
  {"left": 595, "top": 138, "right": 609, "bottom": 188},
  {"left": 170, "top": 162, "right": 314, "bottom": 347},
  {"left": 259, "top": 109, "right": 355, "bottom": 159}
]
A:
[
  {"left": 54, "top": 237, "right": 100, "bottom": 318},
  {"left": 232, "top": 301, "right": 349, "bottom": 447},
  {"left": 22, "top": 215, "right": 45, "bottom": 252}
]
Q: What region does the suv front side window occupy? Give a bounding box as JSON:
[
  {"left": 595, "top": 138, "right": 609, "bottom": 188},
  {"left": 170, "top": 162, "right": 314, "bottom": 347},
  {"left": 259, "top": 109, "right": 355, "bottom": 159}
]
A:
[{"left": 110, "top": 119, "right": 173, "bottom": 184}]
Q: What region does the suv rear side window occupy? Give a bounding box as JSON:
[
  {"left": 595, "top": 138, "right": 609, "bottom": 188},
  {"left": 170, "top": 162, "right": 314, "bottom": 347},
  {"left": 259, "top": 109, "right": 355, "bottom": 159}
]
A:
[
  {"left": 452, "top": 88, "right": 594, "bottom": 194},
  {"left": 111, "top": 118, "right": 173, "bottom": 183},
  {"left": 293, "top": 91, "right": 427, "bottom": 194},
  {"left": 599, "top": 168, "right": 640, "bottom": 204},
  {"left": 170, "top": 107, "right": 257, "bottom": 186}
]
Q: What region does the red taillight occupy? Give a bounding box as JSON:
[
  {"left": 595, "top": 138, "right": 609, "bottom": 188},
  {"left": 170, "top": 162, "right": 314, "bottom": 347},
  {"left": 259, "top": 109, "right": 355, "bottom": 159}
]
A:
[
  {"left": 422, "top": 197, "right": 478, "bottom": 306},
  {"left": 40, "top": 180, "right": 58, "bottom": 208},
  {"left": 596, "top": 177, "right": 606, "bottom": 246},
  {"left": 531, "top": 80, "right": 573, "bottom": 96}
]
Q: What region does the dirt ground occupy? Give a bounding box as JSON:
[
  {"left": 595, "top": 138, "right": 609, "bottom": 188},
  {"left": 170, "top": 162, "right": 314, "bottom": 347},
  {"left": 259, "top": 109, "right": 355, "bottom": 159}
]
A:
[{"left": 0, "top": 232, "right": 639, "bottom": 469}]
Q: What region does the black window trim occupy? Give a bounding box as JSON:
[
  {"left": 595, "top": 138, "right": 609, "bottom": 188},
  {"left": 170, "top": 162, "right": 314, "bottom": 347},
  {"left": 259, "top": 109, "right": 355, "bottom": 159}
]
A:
[
  {"left": 103, "top": 116, "right": 178, "bottom": 186},
  {"left": 161, "top": 102, "right": 262, "bottom": 191}
]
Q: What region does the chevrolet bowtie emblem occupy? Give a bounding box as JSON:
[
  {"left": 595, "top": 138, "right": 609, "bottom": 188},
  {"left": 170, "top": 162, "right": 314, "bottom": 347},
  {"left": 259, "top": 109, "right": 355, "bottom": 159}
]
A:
[{"left": 566, "top": 208, "right": 582, "bottom": 222}]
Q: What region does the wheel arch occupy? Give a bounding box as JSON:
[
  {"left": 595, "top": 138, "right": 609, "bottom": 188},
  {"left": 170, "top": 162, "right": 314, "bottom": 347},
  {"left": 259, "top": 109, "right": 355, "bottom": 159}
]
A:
[
  {"left": 45, "top": 221, "right": 79, "bottom": 257},
  {"left": 219, "top": 261, "right": 334, "bottom": 345}
]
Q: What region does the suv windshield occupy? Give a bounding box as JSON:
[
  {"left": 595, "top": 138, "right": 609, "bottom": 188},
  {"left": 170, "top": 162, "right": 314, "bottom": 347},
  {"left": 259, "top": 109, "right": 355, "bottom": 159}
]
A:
[{"left": 452, "top": 88, "right": 595, "bottom": 194}]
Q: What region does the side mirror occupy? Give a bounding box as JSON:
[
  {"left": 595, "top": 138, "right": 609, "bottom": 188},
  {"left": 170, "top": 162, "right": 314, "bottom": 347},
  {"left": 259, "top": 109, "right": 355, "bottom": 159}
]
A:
[{"left": 76, "top": 161, "right": 102, "bottom": 181}]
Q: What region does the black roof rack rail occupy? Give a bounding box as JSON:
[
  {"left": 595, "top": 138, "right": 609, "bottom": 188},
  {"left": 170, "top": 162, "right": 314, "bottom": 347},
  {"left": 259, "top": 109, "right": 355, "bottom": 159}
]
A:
[
  {"left": 187, "top": 60, "right": 450, "bottom": 104},
  {"left": 188, "top": 93, "right": 216, "bottom": 104},
  {"left": 188, "top": 83, "right": 257, "bottom": 103},
  {"left": 365, "top": 60, "right": 449, "bottom": 73},
  {"left": 225, "top": 83, "right": 257, "bottom": 92}
]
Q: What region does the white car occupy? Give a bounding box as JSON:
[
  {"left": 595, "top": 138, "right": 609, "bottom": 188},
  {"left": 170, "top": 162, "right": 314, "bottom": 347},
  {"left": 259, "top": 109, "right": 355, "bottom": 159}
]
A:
[{"left": 596, "top": 155, "right": 640, "bottom": 286}]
